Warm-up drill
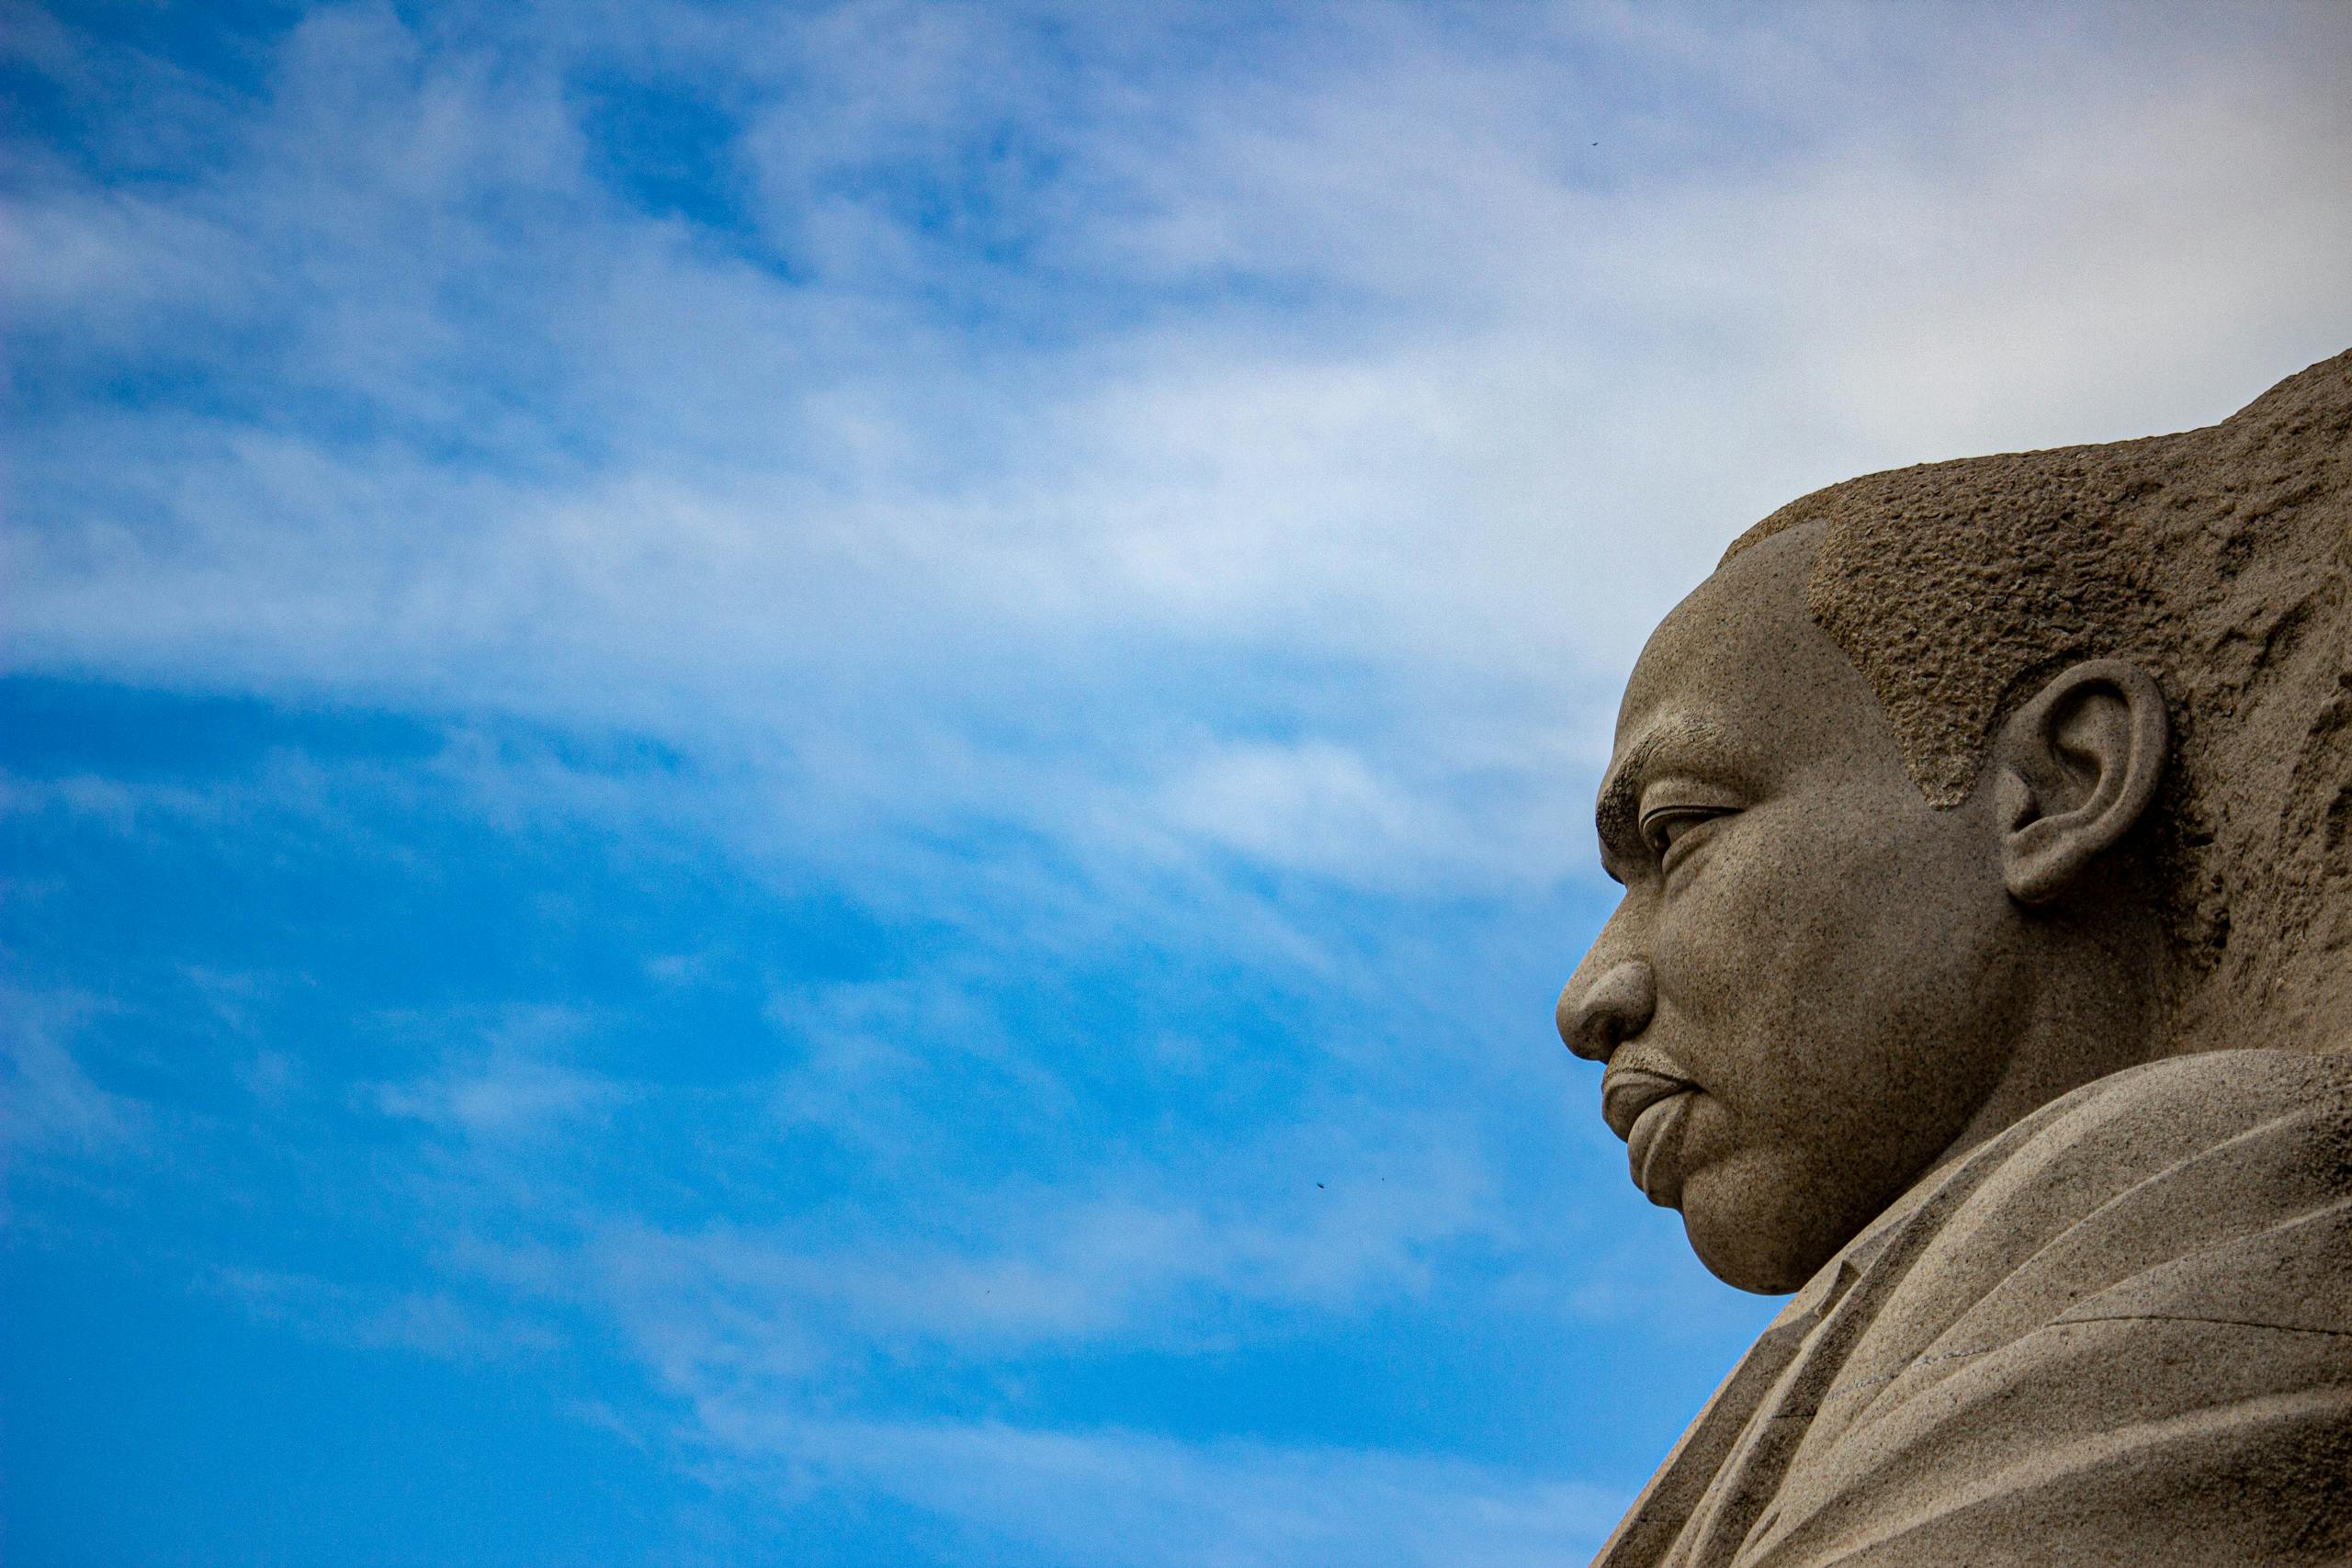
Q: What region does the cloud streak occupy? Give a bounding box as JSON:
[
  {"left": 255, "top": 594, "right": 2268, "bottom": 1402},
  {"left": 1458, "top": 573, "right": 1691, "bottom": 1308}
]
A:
[
  {"left": 16, "top": 4, "right": 2348, "bottom": 897},
  {"left": 698, "top": 1411, "right": 1629, "bottom": 1568}
]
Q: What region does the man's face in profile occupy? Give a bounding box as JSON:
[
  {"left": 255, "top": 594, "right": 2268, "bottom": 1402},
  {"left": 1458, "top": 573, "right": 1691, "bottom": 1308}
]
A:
[{"left": 1558, "top": 524, "right": 2038, "bottom": 1292}]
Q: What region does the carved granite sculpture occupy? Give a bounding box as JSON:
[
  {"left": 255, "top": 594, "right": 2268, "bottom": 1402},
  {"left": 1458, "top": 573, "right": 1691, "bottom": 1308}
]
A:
[{"left": 1556, "top": 349, "right": 2352, "bottom": 1565}]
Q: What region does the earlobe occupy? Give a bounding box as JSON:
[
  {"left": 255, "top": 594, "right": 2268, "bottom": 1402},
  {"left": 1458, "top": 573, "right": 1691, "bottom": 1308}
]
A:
[{"left": 1995, "top": 660, "right": 2168, "bottom": 907}]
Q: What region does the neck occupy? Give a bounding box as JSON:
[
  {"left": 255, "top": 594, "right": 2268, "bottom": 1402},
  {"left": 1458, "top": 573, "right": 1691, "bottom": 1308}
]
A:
[
  {"left": 1940, "top": 911, "right": 2168, "bottom": 1171},
  {"left": 2163, "top": 929, "right": 2352, "bottom": 1059}
]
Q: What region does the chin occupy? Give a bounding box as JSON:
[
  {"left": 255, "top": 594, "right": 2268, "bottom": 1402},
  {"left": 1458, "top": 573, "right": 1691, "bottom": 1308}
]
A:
[{"left": 1679, "top": 1164, "right": 1838, "bottom": 1295}]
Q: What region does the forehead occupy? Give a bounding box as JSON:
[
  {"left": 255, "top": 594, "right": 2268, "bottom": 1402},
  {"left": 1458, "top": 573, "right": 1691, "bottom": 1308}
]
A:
[{"left": 1609, "top": 524, "right": 1895, "bottom": 790}]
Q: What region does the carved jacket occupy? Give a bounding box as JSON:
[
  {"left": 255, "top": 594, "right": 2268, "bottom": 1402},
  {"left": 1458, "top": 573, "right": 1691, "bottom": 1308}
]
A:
[{"left": 1592, "top": 1048, "right": 2352, "bottom": 1567}]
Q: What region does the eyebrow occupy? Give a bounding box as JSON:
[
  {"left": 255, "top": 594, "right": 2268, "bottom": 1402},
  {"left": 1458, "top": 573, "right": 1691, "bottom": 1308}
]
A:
[{"left": 1595, "top": 717, "right": 1719, "bottom": 853}]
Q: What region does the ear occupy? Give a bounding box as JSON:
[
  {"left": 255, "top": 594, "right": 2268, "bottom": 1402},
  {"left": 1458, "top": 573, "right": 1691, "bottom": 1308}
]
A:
[{"left": 1991, "top": 659, "right": 2168, "bottom": 907}]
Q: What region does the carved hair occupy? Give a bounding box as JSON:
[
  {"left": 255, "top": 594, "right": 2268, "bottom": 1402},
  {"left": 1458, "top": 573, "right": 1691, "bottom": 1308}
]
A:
[{"left": 1724, "top": 350, "right": 2352, "bottom": 1045}]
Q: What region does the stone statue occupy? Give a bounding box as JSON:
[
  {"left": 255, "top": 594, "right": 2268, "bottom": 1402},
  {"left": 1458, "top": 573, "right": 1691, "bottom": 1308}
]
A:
[{"left": 1556, "top": 349, "right": 2352, "bottom": 1565}]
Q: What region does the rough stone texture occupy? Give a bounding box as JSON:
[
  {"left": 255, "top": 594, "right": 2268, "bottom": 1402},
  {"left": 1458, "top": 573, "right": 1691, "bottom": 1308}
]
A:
[
  {"left": 1558, "top": 351, "right": 2352, "bottom": 1565},
  {"left": 1731, "top": 349, "right": 2352, "bottom": 1055},
  {"left": 1591, "top": 1050, "right": 2352, "bottom": 1567}
]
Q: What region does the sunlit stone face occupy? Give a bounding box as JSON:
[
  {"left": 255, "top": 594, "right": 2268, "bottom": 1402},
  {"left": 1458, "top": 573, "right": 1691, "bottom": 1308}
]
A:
[{"left": 1558, "top": 525, "right": 2035, "bottom": 1293}]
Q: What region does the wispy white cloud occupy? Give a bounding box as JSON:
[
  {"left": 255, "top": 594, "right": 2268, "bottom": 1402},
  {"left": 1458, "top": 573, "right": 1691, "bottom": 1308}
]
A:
[
  {"left": 205, "top": 1264, "right": 560, "bottom": 1360},
  {"left": 368, "top": 1005, "right": 629, "bottom": 1143},
  {"left": 694, "top": 1411, "right": 1628, "bottom": 1568},
  {"left": 0, "top": 993, "right": 146, "bottom": 1160},
  {"left": 13, "top": 3, "right": 2346, "bottom": 898},
  {"left": 374, "top": 1053, "right": 625, "bottom": 1141},
  {"left": 582, "top": 1126, "right": 1491, "bottom": 1384}
]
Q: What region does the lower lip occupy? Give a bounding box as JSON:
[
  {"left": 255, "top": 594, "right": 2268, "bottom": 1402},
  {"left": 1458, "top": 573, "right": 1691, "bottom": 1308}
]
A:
[{"left": 1626, "top": 1090, "right": 1696, "bottom": 1208}]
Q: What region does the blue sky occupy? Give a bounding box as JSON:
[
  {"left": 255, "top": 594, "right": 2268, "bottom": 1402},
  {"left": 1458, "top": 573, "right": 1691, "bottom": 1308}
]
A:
[{"left": 5, "top": 4, "right": 2349, "bottom": 1563}]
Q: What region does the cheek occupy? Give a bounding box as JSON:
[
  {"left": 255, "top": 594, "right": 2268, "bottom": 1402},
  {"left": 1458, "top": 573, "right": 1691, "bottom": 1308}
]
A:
[
  {"left": 1647, "top": 797, "right": 2009, "bottom": 1123},
  {"left": 1651, "top": 804, "right": 2020, "bottom": 1288}
]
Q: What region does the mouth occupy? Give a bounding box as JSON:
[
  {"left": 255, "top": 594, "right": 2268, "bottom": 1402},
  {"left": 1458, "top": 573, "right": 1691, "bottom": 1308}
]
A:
[
  {"left": 1600, "top": 1066, "right": 1694, "bottom": 1141},
  {"left": 1600, "top": 1066, "right": 1701, "bottom": 1209}
]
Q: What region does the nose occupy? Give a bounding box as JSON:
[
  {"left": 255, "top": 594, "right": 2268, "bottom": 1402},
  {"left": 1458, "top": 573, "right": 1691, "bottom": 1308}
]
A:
[{"left": 1557, "top": 959, "right": 1656, "bottom": 1063}]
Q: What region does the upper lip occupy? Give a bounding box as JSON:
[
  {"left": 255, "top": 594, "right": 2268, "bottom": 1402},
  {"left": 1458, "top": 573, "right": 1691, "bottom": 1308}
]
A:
[{"left": 1600, "top": 1066, "right": 1698, "bottom": 1141}]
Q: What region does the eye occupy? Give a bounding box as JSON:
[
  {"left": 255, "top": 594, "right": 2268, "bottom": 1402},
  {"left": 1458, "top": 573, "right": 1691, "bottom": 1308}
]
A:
[{"left": 1640, "top": 807, "right": 1732, "bottom": 870}]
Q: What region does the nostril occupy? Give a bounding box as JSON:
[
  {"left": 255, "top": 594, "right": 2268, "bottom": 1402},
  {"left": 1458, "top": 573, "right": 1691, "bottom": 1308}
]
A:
[{"left": 1560, "top": 959, "right": 1656, "bottom": 1062}]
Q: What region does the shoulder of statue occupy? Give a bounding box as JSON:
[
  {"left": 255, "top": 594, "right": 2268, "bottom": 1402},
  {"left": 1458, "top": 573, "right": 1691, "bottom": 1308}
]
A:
[
  {"left": 1875, "top": 1045, "right": 2352, "bottom": 1315},
  {"left": 1730, "top": 1048, "right": 2352, "bottom": 1566}
]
